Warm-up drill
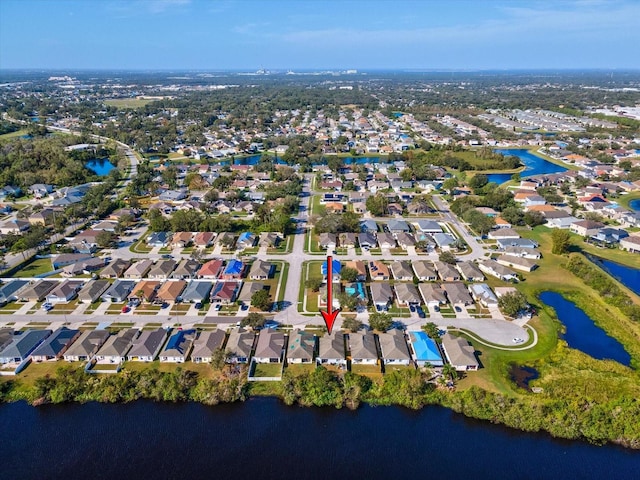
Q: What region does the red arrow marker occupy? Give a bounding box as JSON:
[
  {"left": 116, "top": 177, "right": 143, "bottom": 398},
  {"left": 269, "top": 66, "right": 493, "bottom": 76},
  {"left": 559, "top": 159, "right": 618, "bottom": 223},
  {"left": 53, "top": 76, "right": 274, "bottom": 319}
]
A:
[{"left": 320, "top": 255, "right": 340, "bottom": 334}]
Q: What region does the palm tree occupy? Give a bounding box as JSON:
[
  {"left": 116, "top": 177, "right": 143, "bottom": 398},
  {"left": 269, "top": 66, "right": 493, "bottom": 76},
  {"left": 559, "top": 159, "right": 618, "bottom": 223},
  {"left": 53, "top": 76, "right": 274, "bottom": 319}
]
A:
[{"left": 442, "top": 364, "right": 458, "bottom": 385}]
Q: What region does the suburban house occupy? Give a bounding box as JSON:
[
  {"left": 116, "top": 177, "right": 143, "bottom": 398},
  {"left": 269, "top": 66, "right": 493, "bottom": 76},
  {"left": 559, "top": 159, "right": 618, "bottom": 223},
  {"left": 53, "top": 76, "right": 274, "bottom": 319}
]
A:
[
  {"left": 191, "top": 329, "right": 226, "bottom": 363},
  {"left": 51, "top": 253, "right": 94, "bottom": 270},
  {"left": 131, "top": 280, "right": 161, "bottom": 303},
  {"left": 395, "top": 232, "right": 416, "bottom": 249},
  {"left": 170, "top": 231, "right": 193, "bottom": 248},
  {"left": 237, "top": 282, "right": 266, "bottom": 305},
  {"left": 180, "top": 281, "right": 213, "bottom": 303},
  {"left": 317, "top": 332, "right": 346, "bottom": 367},
  {"left": 193, "top": 231, "right": 216, "bottom": 248},
  {"left": 124, "top": 259, "right": 154, "bottom": 279},
  {"left": 478, "top": 260, "right": 519, "bottom": 282},
  {"left": 338, "top": 232, "right": 357, "bottom": 248},
  {"left": 253, "top": 330, "right": 286, "bottom": 364},
  {"left": 418, "top": 283, "right": 448, "bottom": 307},
  {"left": 248, "top": 260, "right": 273, "bottom": 280},
  {"left": 94, "top": 329, "right": 138, "bottom": 364},
  {"left": 408, "top": 331, "right": 444, "bottom": 367},
  {"left": 435, "top": 262, "right": 461, "bottom": 282},
  {"left": 197, "top": 259, "right": 224, "bottom": 279},
  {"left": 496, "top": 238, "right": 539, "bottom": 250},
  {"left": 496, "top": 255, "right": 538, "bottom": 272},
  {"left": 210, "top": 281, "right": 240, "bottom": 304},
  {"left": 236, "top": 232, "right": 257, "bottom": 250},
  {"left": 369, "top": 282, "right": 394, "bottom": 311},
  {"left": 171, "top": 259, "right": 201, "bottom": 279},
  {"left": 344, "top": 260, "right": 367, "bottom": 281},
  {"left": 503, "top": 246, "right": 542, "bottom": 259},
  {"left": 390, "top": 261, "right": 414, "bottom": 281},
  {"left": 0, "top": 280, "right": 29, "bottom": 306},
  {"left": 126, "top": 329, "right": 168, "bottom": 362},
  {"left": 360, "top": 219, "right": 378, "bottom": 233},
  {"left": 488, "top": 228, "right": 520, "bottom": 240},
  {"left": 147, "top": 231, "right": 172, "bottom": 248},
  {"left": 45, "top": 280, "right": 84, "bottom": 304},
  {"left": 63, "top": 330, "right": 110, "bottom": 362},
  {"left": 287, "top": 330, "right": 315, "bottom": 364},
  {"left": 620, "top": 236, "right": 640, "bottom": 253},
  {"left": 101, "top": 280, "right": 136, "bottom": 303},
  {"left": 225, "top": 328, "right": 255, "bottom": 364},
  {"left": 15, "top": 280, "right": 57, "bottom": 302},
  {"left": 412, "top": 261, "right": 437, "bottom": 281},
  {"left": 570, "top": 220, "right": 605, "bottom": 237},
  {"left": 155, "top": 281, "right": 187, "bottom": 304},
  {"left": 433, "top": 232, "right": 456, "bottom": 250},
  {"left": 77, "top": 279, "right": 110, "bottom": 303},
  {"left": 318, "top": 232, "right": 337, "bottom": 250},
  {"left": 394, "top": 283, "right": 421, "bottom": 306},
  {"left": 0, "top": 329, "right": 52, "bottom": 365},
  {"left": 30, "top": 328, "right": 80, "bottom": 362},
  {"left": 61, "top": 257, "right": 105, "bottom": 277},
  {"left": 220, "top": 259, "right": 245, "bottom": 280},
  {"left": 441, "top": 334, "right": 479, "bottom": 371},
  {"left": 415, "top": 220, "right": 442, "bottom": 233},
  {"left": 469, "top": 283, "right": 499, "bottom": 307},
  {"left": 457, "top": 262, "right": 485, "bottom": 282},
  {"left": 349, "top": 331, "right": 379, "bottom": 365},
  {"left": 159, "top": 329, "right": 197, "bottom": 363},
  {"left": 216, "top": 232, "right": 236, "bottom": 249},
  {"left": 442, "top": 282, "right": 474, "bottom": 306},
  {"left": 321, "top": 258, "right": 342, "bottom": 282},
  {"left": 259, "top": 232, "right": 281, "bottom": 248},
  {"left": 100, "top": 259, "right": 132, "bottom": 279},
  {"left": 358, "top": 232, "right": 377, "bottom": 249},
  {"left": 368, "top": 261, "right": 390, "bottom": 281},
  {"left": 388, "top": 219, "right": 410, "bottom": 234},
  {"left": 378, "top": 329, "right": 411, "bottom": 366},
  {"left": 147, "top": 260, "right": 177, "bottom": 279},
  {"left": 377, "top": 232, "right": 396, "bottom": 249}
]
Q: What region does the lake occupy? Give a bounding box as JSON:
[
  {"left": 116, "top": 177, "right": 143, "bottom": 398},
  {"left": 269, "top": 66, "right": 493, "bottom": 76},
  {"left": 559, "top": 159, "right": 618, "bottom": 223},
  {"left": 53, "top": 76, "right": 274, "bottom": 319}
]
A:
[
  {"left": 1, "top": 398, "right": 638, "bottom": 480},
  {"left": 488, "top": 149, "right": 569, "bottom": 185},
  {"left": 539, "top": 291, "right": 631, "bottom": 366},
  {"left": 586, "top": 255, "right": 640, "bottom": 296},
  {"left": 629, "top": 198, "right": 640, "bottom": 212},
  {"left": 86, "top": 158, "right": 116, "bottom": 176}
]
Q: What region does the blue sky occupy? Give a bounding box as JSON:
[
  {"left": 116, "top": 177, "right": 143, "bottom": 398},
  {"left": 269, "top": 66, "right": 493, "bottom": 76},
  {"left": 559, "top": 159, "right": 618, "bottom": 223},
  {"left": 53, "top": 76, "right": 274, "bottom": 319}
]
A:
[{"left": 1, "top": 0, "right": 638, "bottom": 70}]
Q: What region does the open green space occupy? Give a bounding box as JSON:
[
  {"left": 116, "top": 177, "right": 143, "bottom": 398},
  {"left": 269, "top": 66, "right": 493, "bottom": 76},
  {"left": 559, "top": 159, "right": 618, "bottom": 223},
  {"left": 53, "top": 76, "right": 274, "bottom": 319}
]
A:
[
  {"left": 104, "top": 98, "right": 154, "bottom": 109},
  {"left": 10, "top": 257, "right": 54, "bottom": 278},
  {"left": 252, "top": 362, "right": 283, "bottom": 378},
  {"left": 0, "top": 128, "right": 29, "bottom": 140}
]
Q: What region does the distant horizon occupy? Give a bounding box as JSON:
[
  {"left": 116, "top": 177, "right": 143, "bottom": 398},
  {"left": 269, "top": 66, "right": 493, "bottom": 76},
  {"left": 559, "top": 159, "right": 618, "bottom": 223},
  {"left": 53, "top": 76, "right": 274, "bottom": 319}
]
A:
[{"left": 1, "top": 0, "right": 639, "bottom": 71}]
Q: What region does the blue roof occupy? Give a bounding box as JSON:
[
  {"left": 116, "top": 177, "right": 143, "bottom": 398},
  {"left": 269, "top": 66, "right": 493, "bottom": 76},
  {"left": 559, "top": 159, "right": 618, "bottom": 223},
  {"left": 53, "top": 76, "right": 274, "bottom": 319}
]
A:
[
  {"left": 321, "top": 259, "right": 341, "bottom": 275},
  {"left": 165, "top": 329, "right": 196, "bottom": 353},
  {"left": 238, "top": 232, "right": 253, "bottom": 242},
  {"left": 409, "top": 331, "right": 443, "bottom": 362},
  {"left": 224, "top": 259, "right": 243, "bottom": 275}
]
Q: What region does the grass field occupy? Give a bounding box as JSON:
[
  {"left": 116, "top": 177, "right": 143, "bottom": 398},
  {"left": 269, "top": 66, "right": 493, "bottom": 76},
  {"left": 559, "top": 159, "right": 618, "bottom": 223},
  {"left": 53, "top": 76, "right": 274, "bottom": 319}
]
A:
[
  {"left": 0, "top": 128, "right": 29, "bottom": 140},
  {"left": 617, "top": 191, "right": 640, "bottom": 211},
  {"left": 252, "top": 362, "right": 283, "bottom": 378},
  {"left": 11, "top": 257, "right": 54, "bottom": 278},
  {"left": 104, "top": 98, "right": 154, "bottom": 109}
]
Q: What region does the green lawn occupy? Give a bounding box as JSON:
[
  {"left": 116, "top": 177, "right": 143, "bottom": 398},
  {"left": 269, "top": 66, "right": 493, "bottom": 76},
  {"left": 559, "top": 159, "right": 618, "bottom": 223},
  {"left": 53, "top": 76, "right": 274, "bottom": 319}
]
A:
[
  {"left": 0, "top": 128, "right": 29, "bottom": 140},
  {"left": 286, "top": 363, "right": 317, "bottom": 375},
  {"left": 252, "top": 362, "right": 283, "bottom": 378},
  {"left": 104, "top": 98, "right": 154, "bottom": 109},
  {"left": 10, "top": 257, "right": 55, "bottom": 278}
]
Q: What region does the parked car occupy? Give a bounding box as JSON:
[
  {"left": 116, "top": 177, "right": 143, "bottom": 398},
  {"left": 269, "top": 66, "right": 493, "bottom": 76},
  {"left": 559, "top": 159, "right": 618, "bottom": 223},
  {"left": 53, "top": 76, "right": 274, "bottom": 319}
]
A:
[
  {"left": 161, "top": 302, "right": 170, "bottom": 309},
  {"left": 194, "top": 302, "right": 202, "bottom": 309},
  {"left": 42, "top": 302, "right": 53, "bottom": 311},
  {"left": 454, "top": 306, "right": 462, "bottom": 312},
  {"left": 409, "top": 305, "right": 416, "bottom": 313},
  {"left": 121, "top": 306, "right": 130, "bottom": 313},
  {"left": 416, "top": 306, "right": 426, "bottom": 318}
]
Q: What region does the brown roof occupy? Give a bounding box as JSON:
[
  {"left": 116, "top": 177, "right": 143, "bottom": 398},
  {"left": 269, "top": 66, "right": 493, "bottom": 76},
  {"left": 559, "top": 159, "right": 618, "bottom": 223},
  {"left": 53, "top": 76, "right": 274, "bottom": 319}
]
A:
[
  {"left": 131, "top": 281, "right": 161, "bottom": 301},
  {"left": 156, "top": 281, "right": 187, "bottom": 302}
]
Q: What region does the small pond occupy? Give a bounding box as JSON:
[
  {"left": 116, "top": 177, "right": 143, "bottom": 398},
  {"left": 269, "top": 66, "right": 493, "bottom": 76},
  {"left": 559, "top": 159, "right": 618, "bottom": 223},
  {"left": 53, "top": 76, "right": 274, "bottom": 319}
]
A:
[
  {"left": 510, "top": 365, "right": 539, "bottom": 391},
  {"left": 539, "top": 291, "right": 631, "bottom": 366},
  {"left": 86, "top": 158, "right": 116, "bottom": 176},
  {"left": 586, "top": 255, "right": 640, "bottom": 296}
]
